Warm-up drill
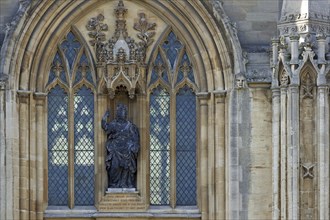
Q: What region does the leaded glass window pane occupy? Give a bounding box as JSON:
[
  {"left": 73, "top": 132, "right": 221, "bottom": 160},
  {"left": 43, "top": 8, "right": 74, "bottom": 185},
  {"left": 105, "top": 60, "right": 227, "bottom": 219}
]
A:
[
  {"left": 176, "top": 86, "right": 197, "bottom": 205},
  {"left": 162, "top": 32, "right": 182, "bottom": 69},
  {"left": 48, "top": 85, "right": 69, "bottom": 206},
  {"left": 60, "top": 32, "right": 81, "bottom": 70},
  {"left": 48, "top": 31, "right": 95, "bottom": 207},
  {"left": 149, "top": 87, "right": 170, "bottom": 205},
  {"left": 74, "top": 86, "right": 95, "bottom": 205}
]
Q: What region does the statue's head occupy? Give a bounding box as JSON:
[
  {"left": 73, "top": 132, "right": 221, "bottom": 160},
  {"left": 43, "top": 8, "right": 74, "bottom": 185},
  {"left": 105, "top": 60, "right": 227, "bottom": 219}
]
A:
[
  {"left": 235, "top": 73, "right": 246, "bottom": 89},
  {"left": 116, "top": 104, "right": 128, "bottom": 120}
]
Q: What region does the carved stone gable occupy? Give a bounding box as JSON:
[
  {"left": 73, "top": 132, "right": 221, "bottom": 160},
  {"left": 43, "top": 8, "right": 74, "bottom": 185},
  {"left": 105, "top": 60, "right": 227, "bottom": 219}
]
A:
[{"left": 86, "top": 0, "right": 156, "bottom": 99}]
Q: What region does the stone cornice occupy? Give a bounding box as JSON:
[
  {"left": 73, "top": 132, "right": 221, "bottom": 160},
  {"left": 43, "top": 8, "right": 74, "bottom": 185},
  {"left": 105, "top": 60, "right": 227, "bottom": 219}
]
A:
[
  {"left": 213, "top": 90, "right": 227, "bottom": 97},
  {"left": 196, "top": 92, "right": 210, "bottom": 100},
  {"left": 278, "top": 20, "right": 330, "bottom": 35},
  {"left": 280, "top": 12, "right": 330, "bottom": 23}
]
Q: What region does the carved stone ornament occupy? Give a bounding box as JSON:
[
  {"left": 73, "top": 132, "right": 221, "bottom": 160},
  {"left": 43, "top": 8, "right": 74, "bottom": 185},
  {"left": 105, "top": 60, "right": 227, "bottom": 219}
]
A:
[
  {"left": 0, "top": 73, "right": 9, "bottom": 90},
  {"left": 86, "top": 0, "right": 156, "bottom": 99},
  {"left": 301, "top": 72, "right": 315, "bottom": 99},
  {"left": 235, "top": 73, "right": 246, "bottom": 89},
  {"left": 301, "top": 162, "right": 315, "bottom": 179},
  {"left": 280, "top": 71, "right": 289, "bottom": 86}
]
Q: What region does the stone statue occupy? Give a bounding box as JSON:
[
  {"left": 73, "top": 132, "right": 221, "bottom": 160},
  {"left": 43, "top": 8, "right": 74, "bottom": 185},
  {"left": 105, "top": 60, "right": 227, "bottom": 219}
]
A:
[{"left": 102, "top": 104, "right": 140, "bottom": 188}]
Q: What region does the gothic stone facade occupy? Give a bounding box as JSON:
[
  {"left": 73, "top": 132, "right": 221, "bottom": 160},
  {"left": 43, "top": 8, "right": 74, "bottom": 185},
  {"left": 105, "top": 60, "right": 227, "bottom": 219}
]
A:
[{"left": 0, "top": 0, "right": 329, "bottom": 220}]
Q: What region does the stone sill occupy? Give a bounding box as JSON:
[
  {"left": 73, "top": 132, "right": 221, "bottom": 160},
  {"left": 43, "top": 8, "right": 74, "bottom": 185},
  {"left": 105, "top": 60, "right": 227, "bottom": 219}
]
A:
[{"left": 45, "top": 206, "right": 201, "bottom": 218}]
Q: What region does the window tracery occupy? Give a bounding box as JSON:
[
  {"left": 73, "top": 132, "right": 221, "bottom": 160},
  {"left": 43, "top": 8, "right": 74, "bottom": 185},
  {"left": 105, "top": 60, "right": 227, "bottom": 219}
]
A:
[
  {"left": 149, "top": 31, "right": 198, "bottom": 206},
  {"left": 46, "top": 31, "right": 95, "bottom": 207}
]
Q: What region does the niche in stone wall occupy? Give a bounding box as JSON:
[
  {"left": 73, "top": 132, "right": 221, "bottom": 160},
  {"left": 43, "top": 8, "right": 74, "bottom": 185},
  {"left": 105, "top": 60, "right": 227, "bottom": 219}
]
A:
[{"left": 299, "top": 65, "right": 317, "bottom": 219}]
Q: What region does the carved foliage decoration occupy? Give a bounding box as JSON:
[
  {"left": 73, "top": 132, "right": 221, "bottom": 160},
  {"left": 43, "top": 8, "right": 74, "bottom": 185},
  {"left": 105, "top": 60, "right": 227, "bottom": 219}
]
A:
[
  {"left": 86, "top": 0, "right": 156, "bottom": 99},
  {"left": 86, "top": 14, "right": 108, "bottom": 63}
]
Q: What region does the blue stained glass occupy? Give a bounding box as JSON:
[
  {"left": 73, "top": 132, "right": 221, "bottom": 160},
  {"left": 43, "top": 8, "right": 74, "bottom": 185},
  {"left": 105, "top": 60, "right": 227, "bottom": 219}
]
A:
[
  {"left": 74, "top": 86, "right": 94, "bottom": 205},
  {"left": 162, "top": 32, "right": 182, "bottom": 69},
  {"left": 48, "top": 85, "right": 69, "bottom": 206},
  {"left": 177, "top": 52, "right": 194, "bottom": 85},
  {"left": 48, "top": 69, "right": 56, "bottom": 86},
  {"left": 61, "top": 32, "right": 81, "bottom": 71},
  {"left": 74, "top": 70, "right": 82, "bottom": 85},
  {"left": 48, "top": 52, "right": 67, "bottom": 85},
  {"left": 149, "top": 86, "right": 170, "bottom": 205},
  {"left": 176, "top": 86, "right": 196, "bottom": 205}
]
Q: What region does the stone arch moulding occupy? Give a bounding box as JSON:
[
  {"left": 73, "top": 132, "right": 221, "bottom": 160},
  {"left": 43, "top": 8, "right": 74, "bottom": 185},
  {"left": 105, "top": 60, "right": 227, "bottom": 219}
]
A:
[{"left": 0, "top": 0, "right": 246, "bottom": 219}]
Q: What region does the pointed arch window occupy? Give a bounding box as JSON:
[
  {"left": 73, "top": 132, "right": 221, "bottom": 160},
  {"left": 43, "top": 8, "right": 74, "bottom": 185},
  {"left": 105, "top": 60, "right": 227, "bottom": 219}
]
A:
[
  {"left": 47, "top": 31, "right": 96, "bottom": 207},
  {"left": 149, "top": 31, "right": 198, "bottom": 206}
]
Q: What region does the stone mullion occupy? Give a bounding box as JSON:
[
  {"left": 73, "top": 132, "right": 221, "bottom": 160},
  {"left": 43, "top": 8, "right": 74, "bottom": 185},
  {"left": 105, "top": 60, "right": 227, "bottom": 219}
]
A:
[
  {"left": 214, "top": 90, "right": 226, "bottom": 220},
  {"left": 17, "top": 90, "right": 31, "bottom": 220},
  {"left": 287, "top": 85, "right": 299, "bottom": 220},
  {"left": 34, "top": 92, "right": 47, "bottom": 220},
  {"left": 170, "top": 90, "right": 176, "bottom": 208},
  {"left": 280, "top": 87, "right": 287, "bottom": 219},
  {"left": 68, "top": 90, "right": 75, "bottom": 208},
  {"left": 272, "top": 87, "right": 280, "bottom": 220},
  {"left": 317, "top": 85, "right": 329, "bottom": 220},
  {"left": 197, "top": 92, "right": 209, "bottom": 220}
]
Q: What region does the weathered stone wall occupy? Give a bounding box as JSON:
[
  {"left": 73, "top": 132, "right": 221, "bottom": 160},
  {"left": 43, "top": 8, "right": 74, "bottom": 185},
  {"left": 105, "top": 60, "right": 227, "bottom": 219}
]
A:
[{"left": 221, "top": 0, "right": 281, "bottom": 51}]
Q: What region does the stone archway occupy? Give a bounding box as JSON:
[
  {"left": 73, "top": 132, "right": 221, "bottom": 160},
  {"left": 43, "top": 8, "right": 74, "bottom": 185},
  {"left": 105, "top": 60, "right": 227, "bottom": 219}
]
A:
[{"left": 0, "top": 1, "right": 244, "bottom": 220}]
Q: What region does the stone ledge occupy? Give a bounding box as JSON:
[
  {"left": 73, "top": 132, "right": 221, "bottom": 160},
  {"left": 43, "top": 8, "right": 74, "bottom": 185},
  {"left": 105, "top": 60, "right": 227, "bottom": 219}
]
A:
[{"left": 44, "top": 207, "right": 201, "bottom": 219}]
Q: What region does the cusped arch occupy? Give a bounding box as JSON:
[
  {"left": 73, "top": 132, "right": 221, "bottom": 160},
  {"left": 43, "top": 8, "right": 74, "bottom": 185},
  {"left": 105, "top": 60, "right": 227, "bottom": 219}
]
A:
[
  {"left": 299, "top": 62, "right": 317, "bottom": 85},
  {"left": 1, "top": 0, "right": 236, "bottom": 94}
]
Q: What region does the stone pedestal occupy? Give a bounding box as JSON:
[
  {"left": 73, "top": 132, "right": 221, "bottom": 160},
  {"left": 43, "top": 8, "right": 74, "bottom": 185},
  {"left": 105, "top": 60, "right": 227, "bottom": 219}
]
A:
[{"left": 98, "top": 190, "right": 146, "bottom": 212}]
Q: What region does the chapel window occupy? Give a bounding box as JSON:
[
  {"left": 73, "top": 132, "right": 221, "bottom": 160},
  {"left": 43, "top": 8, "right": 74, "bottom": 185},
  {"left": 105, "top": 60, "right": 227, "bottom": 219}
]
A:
[
  {"left": 47, "top": 31, "right": 95, "bottom": 207},
  {"left": 149, "top": 31, "right": 197, "bottom": 206}
]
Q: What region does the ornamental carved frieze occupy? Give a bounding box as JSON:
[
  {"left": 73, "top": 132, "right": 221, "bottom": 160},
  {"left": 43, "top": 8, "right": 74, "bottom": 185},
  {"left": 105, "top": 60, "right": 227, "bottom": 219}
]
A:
[{"left": 86, "top": 0, "right": 156, "bottom": 99}]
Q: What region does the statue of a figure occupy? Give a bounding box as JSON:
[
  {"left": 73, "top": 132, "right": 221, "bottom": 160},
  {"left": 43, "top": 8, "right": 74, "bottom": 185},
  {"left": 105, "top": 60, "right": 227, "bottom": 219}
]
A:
[{"left": 102, "top": 104, "right": 140, "bottom": 188}]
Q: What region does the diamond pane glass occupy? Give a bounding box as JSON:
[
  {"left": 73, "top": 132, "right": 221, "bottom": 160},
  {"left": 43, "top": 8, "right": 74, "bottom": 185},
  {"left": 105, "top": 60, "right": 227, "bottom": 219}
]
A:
[
  {"left": 150, "top": 86, "right": 170, "bottom": 205},
  {"left": 61, "top": 32, "right": 81, "bottom": 71},
  {"left": 176, "top": 86, "right": 197, "bottom": 205},
  {"left": 74, "top": 86, "right": 94, "bottom": 205},
  {"left": 48, "top": 85, "right": 69, "bottom": 206},
  {"left": 162, "top": 31, "right": 182, "bottom": 69}
]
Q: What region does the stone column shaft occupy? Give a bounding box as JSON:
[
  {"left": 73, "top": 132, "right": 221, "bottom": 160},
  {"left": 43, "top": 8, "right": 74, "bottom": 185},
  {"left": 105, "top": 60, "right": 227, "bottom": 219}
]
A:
[
  {"left": 287, "top": 85, "right": 299, "bottom": 220},
  {"left": 17, "top": 90, "right": 31, "bottom": 220},
  {"left": 197, "top": 92, "right": 209, "bottom": 220},
  {"left": 0, "top": 84, "right": 6, "bottom": 220},
  {"left": 317, "top": 86, "right": 329, "bottom": 220},
  {"left": 214, "top": 90, "right": 226, "bottom": 220},
  {"left": 34, "top": 93, "right": 47, "bottom": 220},
  {"left": 280, "top": 87, "right": 287, "bottom": 219},
  {"left": 272, "top": 88, "right": 280, "bottom": 220}
]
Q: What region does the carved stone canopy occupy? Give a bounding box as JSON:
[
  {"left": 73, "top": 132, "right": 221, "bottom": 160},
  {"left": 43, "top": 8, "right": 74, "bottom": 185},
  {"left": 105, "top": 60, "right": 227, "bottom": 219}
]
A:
[{"left": 86, "top": 0, "right": 156, "bottom": 99}]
